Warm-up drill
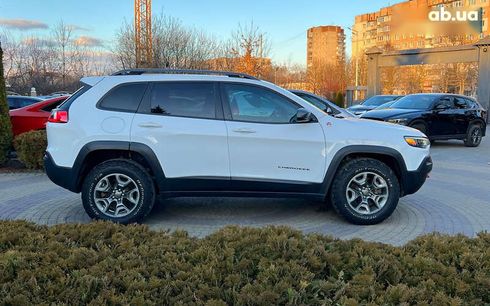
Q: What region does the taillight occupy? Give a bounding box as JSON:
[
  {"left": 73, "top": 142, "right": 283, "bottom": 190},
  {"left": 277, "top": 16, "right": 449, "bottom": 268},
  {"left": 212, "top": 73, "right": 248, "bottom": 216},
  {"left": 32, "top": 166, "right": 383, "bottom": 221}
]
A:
[{"left": 48, "top": 110, "right": 68, "bottom": 123}]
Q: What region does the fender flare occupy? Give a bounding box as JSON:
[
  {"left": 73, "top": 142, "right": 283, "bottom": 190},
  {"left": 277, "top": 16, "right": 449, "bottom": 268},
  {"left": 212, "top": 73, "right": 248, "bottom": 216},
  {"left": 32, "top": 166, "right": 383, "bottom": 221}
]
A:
[
  {"left": 320, "top": 145, "right": 408, "bottom": 195},
  {"left": 70, "top": 141, "right": 165, "bottom": 192}
]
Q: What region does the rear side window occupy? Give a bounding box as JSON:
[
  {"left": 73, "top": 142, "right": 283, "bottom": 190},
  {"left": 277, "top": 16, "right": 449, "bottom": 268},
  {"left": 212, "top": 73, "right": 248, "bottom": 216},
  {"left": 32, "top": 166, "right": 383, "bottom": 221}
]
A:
[
  {"left": 149, "top": 82, "right": 217, "bottom": 119},
  {"left": 99, "top": 83, "right": 148, "bottom": 112},
  {"left": 464, "top": 98, "right": 478, "bottom": 109},
  {"left": 454, "top": 97, "right": 469, "bottom": 109},
  {"left": 59, "top": 85, "right": 91, "bottom": 110}
]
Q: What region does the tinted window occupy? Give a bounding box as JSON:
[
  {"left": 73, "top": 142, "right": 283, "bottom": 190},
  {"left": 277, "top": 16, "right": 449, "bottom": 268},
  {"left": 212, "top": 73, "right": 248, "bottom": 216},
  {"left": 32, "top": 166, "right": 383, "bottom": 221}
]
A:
[
  {"left": 223, "top": 84, "right": 299, "bottom": 123},
  {"left": 464, "top": 98, "right": 478, "bottom": 108},
  {"left": 454, "top": 97, "right": 469, "bottom": 109},
  {"left": 362, "top": 95, "right": 399, "bottom": 106},
  {"left": 42, "top": 98, "right": 67, "bottom": 112},
  {"left": 391, "top": 95, "right": 438, "bottom": 110},
  {"left": 18, "top": 98, "right": 40, "bottom": 108},
  {"left": 436, "top": 97, "right": 455, "bottom": 109},
  {"left": 99, "top": 83, "right": 147, "bottom": 112},
  {"left": 150, "top": 82, "right": 216, "bottom": 119},
  {"left": 59, "top": 85, "right": 91, "bottom": 111}
]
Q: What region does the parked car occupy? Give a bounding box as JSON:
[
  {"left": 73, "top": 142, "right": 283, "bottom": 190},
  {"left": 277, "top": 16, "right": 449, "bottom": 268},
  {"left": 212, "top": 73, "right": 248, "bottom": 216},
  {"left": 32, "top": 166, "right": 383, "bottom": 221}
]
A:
[
  {"left": 348, "top": 95, "right": 403, "bottom": 116},
  {"left": 290, "top": 90, "right": 355, "bottom": 118},
  {"left": 50, "top": 91, "right": 72, "bottom": 97},
  {"left": 45, "top": 69, "right": 432, "bottom": 225},
  {"left": 6, "top": 90, "right": 20, "bottom": 96},
  {"left": 9, "top": 96, "right": 68, "bottom": 136},
  {"left": 361, "top": 93, "right": 487, "bottom": 147},
  {"left": 7, "top": 95, "right": 43, "bottom": 110}
]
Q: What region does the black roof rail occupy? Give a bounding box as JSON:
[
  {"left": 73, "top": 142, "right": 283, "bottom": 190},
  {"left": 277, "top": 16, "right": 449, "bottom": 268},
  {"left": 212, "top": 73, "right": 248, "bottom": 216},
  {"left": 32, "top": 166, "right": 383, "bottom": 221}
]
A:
[{"left": 111, "top": 68, "right": 260, "bottom": 80}]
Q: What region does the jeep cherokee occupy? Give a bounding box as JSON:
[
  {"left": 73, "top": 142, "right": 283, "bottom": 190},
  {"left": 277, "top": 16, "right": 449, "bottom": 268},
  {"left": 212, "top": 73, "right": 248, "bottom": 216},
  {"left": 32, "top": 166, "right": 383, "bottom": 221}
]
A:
[{"left": 44, "top": 69, "right": 432, "bottom": 225}]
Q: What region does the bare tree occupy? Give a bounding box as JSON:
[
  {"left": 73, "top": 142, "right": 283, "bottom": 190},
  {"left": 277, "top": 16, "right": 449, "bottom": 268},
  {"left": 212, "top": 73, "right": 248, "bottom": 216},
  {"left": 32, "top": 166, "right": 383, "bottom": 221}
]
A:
[
  {"left": 225, "top": 22, "right": 271, "bottom": 78},
  {"left": 53, "top": 20, "right": 73, "bottom": 88}
]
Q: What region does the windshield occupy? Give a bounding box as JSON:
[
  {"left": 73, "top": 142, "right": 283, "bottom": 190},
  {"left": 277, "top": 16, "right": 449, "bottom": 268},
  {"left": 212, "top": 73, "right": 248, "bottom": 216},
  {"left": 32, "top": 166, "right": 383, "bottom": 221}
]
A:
[
  {"left": 390, "top": 95, "right": 437, "bottom": 110},
  {"left": 362, "top": 95, "right": 399, "bottom": 106}
]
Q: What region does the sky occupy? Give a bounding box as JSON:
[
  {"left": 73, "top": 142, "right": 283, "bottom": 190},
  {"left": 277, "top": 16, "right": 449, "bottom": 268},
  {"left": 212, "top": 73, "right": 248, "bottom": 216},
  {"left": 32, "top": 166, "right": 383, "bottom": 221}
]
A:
[{"left": 0, "top": 0, "right": 395, "bottom": 65}]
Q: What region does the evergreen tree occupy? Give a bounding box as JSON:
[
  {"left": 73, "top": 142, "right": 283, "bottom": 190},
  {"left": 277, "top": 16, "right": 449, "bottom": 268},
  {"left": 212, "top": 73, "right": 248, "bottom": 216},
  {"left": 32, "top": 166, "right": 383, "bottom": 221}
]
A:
[{"left": 0, "top": 43, "right": 13, "bottom": 164}]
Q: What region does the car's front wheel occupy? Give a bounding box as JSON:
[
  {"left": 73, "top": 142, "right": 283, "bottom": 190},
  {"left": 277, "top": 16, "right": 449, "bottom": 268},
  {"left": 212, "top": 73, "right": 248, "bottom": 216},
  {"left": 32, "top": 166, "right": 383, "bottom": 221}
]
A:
[
  {"left": 330, "top": 158, "right": 400, "bottom": 225},
  {"left": 464, "top": 124, "right": 483, "bottom": 147},
  {"left": 81, "top": 160, "right": 156, "bottom": 224}
]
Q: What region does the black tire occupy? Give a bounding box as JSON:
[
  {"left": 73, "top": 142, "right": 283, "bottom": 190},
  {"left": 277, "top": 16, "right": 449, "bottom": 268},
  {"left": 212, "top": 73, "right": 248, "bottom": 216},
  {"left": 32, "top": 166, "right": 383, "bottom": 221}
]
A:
[
  {"left": 81, "top": 159, "right": 156, "bottom": 224},
  {"left": 330, "top": 158, "right": 400, "bottom": 225},
  {"left": 464, "top": 124, "right": 483, "bottom": 147},
  {"left": 410, "top": 121, "right": 427, "bottom": 135}
]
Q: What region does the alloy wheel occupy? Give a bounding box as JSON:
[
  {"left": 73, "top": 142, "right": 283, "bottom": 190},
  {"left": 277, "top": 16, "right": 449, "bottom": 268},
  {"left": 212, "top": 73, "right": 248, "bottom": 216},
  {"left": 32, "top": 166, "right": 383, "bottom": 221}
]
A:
[
  {"left": 93, "top": 173, "right": 140, "bottom": 218},
  {"left": 471, "top": 127, "right": 482, "bottom": 144},
  {"left": 345, "top": 171, "right": 389, "bottom": 215}
]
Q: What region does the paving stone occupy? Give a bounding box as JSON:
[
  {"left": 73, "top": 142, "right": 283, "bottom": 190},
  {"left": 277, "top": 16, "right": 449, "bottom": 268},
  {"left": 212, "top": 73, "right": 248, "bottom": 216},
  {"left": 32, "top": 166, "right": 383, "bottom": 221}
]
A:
[{"left": 0, "top": 130, "right": 488, "bottom": 245}]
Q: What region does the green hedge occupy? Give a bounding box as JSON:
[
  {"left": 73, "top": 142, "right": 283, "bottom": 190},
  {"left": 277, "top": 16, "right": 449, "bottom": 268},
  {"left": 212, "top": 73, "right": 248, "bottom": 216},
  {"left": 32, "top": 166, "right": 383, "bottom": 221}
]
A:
[
  {"left": 0, "top": 221, "right": 489, "bottom": 305},
  {"left": 13, "top": 130, "right": 47, "bottom": 169}
]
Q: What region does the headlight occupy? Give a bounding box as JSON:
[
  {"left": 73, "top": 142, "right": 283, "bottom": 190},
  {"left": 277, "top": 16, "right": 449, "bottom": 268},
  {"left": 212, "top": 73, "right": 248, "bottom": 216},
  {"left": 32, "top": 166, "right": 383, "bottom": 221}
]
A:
[
  {"left": 404, "top": 136, "right": 430, "bottom": 148},
  {"left": 388, "top": 118, "right": 408, "bottom": 125}
]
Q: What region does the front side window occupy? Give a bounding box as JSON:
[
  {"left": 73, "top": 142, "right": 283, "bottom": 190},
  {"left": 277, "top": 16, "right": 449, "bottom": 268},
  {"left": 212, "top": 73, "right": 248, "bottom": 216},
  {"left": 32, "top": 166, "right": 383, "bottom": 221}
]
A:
[
  {"left": 99, "top": 83, "right": 147, "bottom": 112},
  {"left": 436, "top": 97, "right": 455, "bottom": 109},
  {"left": 223, "top": 84, "right": 299, "bottom": 123},
  {"left": 150, "top": 82, "right": 217, "bottom": 119}
]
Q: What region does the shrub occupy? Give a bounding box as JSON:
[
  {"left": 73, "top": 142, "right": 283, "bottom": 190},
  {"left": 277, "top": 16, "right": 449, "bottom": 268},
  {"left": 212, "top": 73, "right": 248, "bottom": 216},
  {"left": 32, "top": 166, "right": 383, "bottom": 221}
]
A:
[
  {"left": 0, "top": 221, "right": 489, "bottom": 305},
  {"left": 13, "top": 130, "right": 47, "bottom": 169},
  {"left": 0, "top": 45, "right": 13, "bottom": 165}
]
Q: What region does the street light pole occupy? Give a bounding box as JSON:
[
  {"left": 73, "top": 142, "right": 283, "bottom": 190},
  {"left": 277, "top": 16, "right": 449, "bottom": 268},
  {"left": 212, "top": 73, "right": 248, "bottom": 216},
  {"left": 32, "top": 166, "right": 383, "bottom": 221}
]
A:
[{"left": 348, "top": 27, "right": 360, "bottom": 102}]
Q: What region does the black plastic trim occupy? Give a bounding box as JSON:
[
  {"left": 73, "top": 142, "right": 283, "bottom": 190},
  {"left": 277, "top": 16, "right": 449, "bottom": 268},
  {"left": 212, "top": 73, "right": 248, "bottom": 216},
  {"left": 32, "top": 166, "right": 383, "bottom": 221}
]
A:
[
  {"left": 403, "top": 156, "right": 432, "bottom": 195},
  {"left": 320, "top": 145, "right": 410, "bottom": 196},
  {"left": 44, "top": 152, "right": 79, "bottom": 192},
  {"left": 45, "top": 142, "right": 429, "bottom": 200}
]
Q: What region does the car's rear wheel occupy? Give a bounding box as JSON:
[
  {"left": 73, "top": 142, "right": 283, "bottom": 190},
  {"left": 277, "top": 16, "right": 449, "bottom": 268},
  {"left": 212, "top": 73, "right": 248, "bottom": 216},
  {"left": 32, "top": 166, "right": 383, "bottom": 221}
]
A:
[
  {"left": 81, "top": 160, "right": 155, "bottom": 224},
  {"left": 464, "top": 124, "right": 483, "bottom": 147},
  {"left": 330, "top": 158, "right": 400, "bottom": 225}
]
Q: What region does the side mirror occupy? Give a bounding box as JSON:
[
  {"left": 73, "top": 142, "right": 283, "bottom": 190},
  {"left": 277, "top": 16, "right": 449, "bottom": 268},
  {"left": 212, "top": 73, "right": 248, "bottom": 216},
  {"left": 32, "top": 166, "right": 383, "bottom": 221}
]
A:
[
  {"left": 293, "top": 108, "right": 315, "bottom": 123},
  {"left": 325, "top": 107, "right": 334, "bottom": 115}
]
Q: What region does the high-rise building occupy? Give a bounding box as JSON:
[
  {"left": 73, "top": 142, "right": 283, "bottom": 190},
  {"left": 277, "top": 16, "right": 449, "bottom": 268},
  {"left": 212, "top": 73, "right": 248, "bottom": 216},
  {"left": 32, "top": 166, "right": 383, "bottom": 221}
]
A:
[
  {"left": 307, "top": 26, "right": 346, "bottom": 70},
  {"left": 352, "top": 0, "right": 489, "bottom": 58}
]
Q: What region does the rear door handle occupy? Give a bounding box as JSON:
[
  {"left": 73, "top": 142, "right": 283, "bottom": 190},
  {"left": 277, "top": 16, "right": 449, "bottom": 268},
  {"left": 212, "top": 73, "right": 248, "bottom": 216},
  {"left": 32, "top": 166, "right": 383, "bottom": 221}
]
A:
[
  {"left": 138, "top": 122, "right": 162, "bottom": 128},
  {"left": 232, "top": 128, "right": 256, "bottom": 134}
]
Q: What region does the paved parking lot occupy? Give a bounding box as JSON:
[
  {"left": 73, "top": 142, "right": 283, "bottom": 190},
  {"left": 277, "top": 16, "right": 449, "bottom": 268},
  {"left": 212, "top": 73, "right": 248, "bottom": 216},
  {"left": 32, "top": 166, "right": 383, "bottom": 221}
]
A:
[{"left": 1, "top": 130, "right": 489, "bottom": 245}]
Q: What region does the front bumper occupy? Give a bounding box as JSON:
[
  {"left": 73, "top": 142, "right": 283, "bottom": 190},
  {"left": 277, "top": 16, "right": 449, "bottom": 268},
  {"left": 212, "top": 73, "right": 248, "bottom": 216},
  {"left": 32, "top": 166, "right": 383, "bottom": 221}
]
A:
[
  {"left": 402, "top": 156, "right": 432, "bottom": 196},
  {"left": 44, "top": 152, "right": 79, "bottom": 193}
]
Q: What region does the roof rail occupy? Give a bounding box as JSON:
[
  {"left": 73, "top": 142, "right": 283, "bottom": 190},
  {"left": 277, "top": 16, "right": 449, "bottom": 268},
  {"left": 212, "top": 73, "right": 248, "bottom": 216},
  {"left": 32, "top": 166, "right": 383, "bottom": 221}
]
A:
[{"left": 111, "top": 68, "right": 260, "bottom": 80}]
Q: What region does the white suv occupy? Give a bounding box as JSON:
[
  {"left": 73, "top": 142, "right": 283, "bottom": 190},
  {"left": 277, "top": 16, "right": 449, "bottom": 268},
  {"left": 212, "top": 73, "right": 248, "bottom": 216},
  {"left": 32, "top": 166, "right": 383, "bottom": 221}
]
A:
[{"left": 44, "top": 69, "right": 432, "bottom": 225}]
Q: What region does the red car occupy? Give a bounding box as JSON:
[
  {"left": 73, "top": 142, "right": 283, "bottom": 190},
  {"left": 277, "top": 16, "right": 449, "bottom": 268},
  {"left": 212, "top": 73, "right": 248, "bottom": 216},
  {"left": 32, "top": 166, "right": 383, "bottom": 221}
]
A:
[{"left": 9, "top": 96, "right": 68, "bottom": 136}]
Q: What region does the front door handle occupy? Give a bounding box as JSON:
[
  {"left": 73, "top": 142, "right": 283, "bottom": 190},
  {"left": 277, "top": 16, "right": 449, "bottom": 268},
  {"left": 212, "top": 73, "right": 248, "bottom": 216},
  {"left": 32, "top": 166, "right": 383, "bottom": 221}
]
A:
[
  {"left": 138, "top": 122, "right": 162, "bottom": 128},
  {"left": 232, "top": 128, "right": 256, "bottom": 134}
]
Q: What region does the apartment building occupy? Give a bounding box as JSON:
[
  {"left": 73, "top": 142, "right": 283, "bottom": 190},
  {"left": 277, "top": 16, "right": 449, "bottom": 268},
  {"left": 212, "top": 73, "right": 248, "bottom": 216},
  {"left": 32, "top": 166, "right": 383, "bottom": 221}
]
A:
[
  {"left": 307, "top": 26, "right": 346, "bottom": 70},
  {"left": 352, "top": 0, "right": 489, "bottom": 58}
]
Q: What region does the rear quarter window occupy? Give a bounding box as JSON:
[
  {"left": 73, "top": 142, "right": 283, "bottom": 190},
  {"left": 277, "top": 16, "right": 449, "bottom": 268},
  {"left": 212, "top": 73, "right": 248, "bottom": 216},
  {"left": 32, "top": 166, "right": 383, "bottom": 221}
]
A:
[
  {"left": 59, "top": 85, "right": 92, "bottom": 111},
  {"left": 98, "top": 83, "right": 148, "bottom": 113}
]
